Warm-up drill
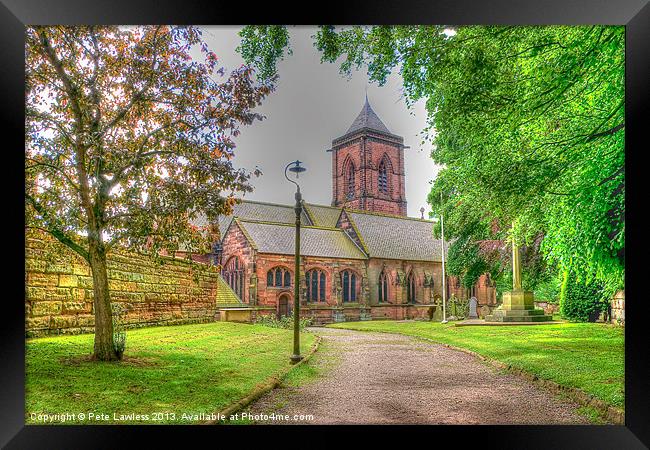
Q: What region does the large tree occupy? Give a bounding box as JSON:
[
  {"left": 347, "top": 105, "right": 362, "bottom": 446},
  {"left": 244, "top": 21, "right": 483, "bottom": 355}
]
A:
[
  {"left": 238, "top": 25, "right": 624, "bottom": 294},
  {"left": 26, "top": 26, "right": 271, "bottom": 360}
]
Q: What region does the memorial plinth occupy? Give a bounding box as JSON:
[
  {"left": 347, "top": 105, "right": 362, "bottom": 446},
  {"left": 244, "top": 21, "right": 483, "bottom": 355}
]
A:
[{"left": 485, "top": 289, "right": 552, "bottom": 322}]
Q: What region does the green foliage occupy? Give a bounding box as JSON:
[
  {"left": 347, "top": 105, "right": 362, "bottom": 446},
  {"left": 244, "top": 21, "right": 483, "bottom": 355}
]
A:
[
  {"left": 446, "top": 296, "right": 469, "bottom": 319},
  {"left": 534, "top": 276, "right": 562, "bottom": 304},
  {"left": 560, "top": 271, "right": 610, "bottom": 322},
  {"left": 445, "top": 220, "right": 492, "bottom": 289},
  {"left": 237, "top": 26, "right": 290, "bottom": 84},
  {"left": 255, "top": 313, "right": 313, "bottom": 330}
]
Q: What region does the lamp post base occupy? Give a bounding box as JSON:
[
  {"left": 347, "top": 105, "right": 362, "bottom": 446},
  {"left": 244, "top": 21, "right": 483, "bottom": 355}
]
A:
[{"left": 290, "top": 354, "right": 304, "bottom": 364}]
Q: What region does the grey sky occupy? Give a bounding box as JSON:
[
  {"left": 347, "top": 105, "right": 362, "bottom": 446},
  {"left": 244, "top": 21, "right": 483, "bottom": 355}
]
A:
[{"left": 201, "top": 26, "right": 441, "bottom": 218}]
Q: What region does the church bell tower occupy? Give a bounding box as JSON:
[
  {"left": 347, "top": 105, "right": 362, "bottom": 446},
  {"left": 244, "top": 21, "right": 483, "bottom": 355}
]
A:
[{"left": 330, "top": 96, "right": 407, "bottom": 216}]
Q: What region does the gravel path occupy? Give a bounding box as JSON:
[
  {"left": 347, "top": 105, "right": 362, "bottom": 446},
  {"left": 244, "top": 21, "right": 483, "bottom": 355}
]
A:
[{"left": 245, "top": 327, "right": 589, "bottom": 425}]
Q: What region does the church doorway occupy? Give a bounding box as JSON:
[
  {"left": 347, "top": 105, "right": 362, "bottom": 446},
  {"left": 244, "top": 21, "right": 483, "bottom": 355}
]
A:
[{"left": 278, "top": 294, "right": 291, "bottom": 319}]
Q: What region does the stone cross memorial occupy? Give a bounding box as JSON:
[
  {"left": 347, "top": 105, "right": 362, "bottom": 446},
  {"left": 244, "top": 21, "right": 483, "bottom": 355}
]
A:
[{"left": 485, "top": 223, "right": 552, "bottom": 323}]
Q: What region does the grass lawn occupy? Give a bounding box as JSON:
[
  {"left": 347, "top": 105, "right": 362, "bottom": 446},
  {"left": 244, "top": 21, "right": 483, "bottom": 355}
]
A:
[
  {"left": 26, "top": 322, "right": 314, "bottom": 425},
  {"left": 327, "top": 320, "right": 624, "bottom": 409}
]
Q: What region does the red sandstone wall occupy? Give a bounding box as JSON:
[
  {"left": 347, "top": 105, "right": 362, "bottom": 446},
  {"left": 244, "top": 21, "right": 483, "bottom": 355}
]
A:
[
  {"left": 447, "top": 274, "right": 496, "bottom": 306},
  {"left": 254, "top": 253, "right": 368, "bottom": 309},
  {"left": 366, "top": 258, "right": 443, "bottom": 305},
  {"left": 219, "top": 221, "right": 256, "bottom": 303},
  {"left": 331, "top": 136, "right": 406, "bottom": 216}
]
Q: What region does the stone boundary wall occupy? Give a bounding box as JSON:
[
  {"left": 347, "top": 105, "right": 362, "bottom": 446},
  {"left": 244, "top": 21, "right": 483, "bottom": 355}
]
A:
[
  {"left": 25, "top": 231, "right": 221, "bottom": 337},
  {"left": 534, "top": 301, "right": 559, "bottom": 316},
  {"left": 611, "top": 290, "right": 624, "bottom": 325}
]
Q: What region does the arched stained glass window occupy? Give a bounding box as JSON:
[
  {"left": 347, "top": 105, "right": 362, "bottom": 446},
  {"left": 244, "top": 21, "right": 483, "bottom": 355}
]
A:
[
  {"left": 223, "top": 256, "right": 244, "bottom": 300},
  {"left": 407, "top": 272, "right": 416, "bottom": 304},
  {"left": 267, "top": 267, "right": 291, "bottom": 288},
  {"left": 306, "top": 269, "right": 326, "bottom": 302},
  {"left": 341, "top": 270, "right": 357, "bottom": 302},
  {"left": 320, "top": 271, "right": 326, "bottom": 300},
  {"left": 378, "top": 270, "right": 389, "bottom": 303}
]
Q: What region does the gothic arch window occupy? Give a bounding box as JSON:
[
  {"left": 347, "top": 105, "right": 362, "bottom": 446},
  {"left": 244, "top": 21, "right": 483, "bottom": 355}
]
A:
[
  {"left": 345, "top": 161, "right": 355, "bottom": 200},
  {"left": 341, "top": 270, "right": 358, "bottom": 302},
  {"left": 267, "top": 267, "right": 291, "bottom": 288},
  {"left": 378, "top": 157, "right": 389, "bottom": 194},
  {"left": 306, "top": 269, "right": 326, "bottom": 302},
  {"left": 378, "top": 270, "right": 389, "bottom": 303},
  {"left": 223, "top": 256, "right": 244, "bottom": 300},
  {"left": 407, "top": 272, "right": 416, "bottom": 304}
]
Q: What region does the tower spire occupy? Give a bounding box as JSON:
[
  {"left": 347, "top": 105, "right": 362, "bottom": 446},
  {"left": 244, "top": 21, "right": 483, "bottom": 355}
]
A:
[{"left": 344, "top": 94, "right": 392, "bottom": 136}]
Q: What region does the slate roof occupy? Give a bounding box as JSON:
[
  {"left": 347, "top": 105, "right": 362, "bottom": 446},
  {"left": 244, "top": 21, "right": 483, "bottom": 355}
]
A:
[
  {"left": 345, "top": 210, "right": 443, "bottom": 262},
  {"left": 236, "top": 220, "right": 366, "bottom": 260},
  {"left": 194, "top": 199, "right": 445, "bottom": 263},
  {"left": 303, "top": 203, "right": 343, "bottom": 228},
  {"left": 192, "top": 200, "right": 311, "bottom": 237},
  {"left": 346, "top": 96, "right": 392, "bottom": 136}
]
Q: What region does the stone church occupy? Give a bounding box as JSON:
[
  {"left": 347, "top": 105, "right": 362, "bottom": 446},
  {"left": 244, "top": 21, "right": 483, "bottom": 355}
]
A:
[{"left": 195, "top": 98, "right": 496, "bottom": 324}]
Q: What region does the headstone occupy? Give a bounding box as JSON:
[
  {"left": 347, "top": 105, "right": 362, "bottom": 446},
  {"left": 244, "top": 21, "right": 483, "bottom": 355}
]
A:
[{"left": 469, "top": 297, "right": 478, "bottom": 319}]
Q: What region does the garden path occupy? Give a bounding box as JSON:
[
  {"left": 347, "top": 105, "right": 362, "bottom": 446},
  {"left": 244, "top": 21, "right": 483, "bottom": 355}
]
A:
[{"left": 245, "top": 327, "right": 589, "bottom": 425}]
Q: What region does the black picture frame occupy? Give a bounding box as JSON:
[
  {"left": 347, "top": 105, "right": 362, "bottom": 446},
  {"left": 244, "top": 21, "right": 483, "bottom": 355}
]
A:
[{"left": 3, "top": 1, "right": 648, "bottom": 447}]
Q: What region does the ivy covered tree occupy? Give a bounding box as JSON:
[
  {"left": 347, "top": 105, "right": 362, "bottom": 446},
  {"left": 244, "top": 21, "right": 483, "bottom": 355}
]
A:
[
  {"left": 26, "top": 26, "right": 271, "bottom": 360},
  {"left": 238, "top": 25, "right": 624, "bottom": 296}
]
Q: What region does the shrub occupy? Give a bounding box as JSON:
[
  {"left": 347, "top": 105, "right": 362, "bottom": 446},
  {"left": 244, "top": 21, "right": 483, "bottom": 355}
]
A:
[
  {"left": 534, "top": 277, "right": 561, "bottom": 304},
  {"left": 255, "top": 313, "right": 313, "bottom": 330},
  {"left": 559, "top": 271, "right": 610, "bottom": 322},
  {"left": 447, "top": 296, "right": 469, "bottom": 319}
]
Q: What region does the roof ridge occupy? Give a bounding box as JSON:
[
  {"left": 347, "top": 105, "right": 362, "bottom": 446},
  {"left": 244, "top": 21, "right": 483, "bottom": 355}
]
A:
[
  {"left": 232, "top": 218, "right": 258, "bottom": 251},
  {"left": 237, "top": 218, "right": 343, "bottom": 232},
  {"left": 234, "top": 198, "right": 296, "bottom": 209},
  {"left": 340, "top": 210, "right": 369, "bottom": 255},
  {"left": 304, "top": 202, "right": 342, "bottom": 211},
  {"left": 344, "top": 207, "right": 435, "bottom": 223}
]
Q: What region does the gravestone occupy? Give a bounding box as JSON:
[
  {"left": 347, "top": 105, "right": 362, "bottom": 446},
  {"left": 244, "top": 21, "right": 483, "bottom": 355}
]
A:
[{"left": 469, "top": 297, "right": 478, "bottom": 319}]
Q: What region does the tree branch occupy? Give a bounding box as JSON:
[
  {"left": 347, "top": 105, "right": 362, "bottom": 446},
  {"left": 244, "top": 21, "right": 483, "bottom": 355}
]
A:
[
  {"left": 26, "top": 193, "right": 89, "bottom": 261},
  {"left": 586, "top": 122, "right": 625, "bottom": 143}
]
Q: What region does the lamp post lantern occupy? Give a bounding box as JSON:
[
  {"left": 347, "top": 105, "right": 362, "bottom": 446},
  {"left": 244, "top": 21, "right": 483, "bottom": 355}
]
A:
[{"left": 285, "top": 160, "right": 306, "bottom": 364}]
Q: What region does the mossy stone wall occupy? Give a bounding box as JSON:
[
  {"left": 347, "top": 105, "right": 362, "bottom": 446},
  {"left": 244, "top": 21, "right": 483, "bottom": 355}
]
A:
[{"left": 25, "top": 230, "right": 222, "bottom": 337}]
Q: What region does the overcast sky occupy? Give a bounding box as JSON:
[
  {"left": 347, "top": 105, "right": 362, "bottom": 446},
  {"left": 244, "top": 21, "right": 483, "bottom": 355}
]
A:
[{"left": 200, "top": 26, "right": 441, "bottom": 219}]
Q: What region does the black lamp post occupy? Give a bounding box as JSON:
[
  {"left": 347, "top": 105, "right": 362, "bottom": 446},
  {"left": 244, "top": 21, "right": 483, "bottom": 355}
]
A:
[{"left": 285, "top": 160, "right": 306, "bottom": 364}]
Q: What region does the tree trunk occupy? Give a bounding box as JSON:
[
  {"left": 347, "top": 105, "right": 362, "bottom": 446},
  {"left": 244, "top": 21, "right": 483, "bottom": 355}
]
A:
[{"left": 88, "top": 239, "right": 119, "bottom": 361}]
